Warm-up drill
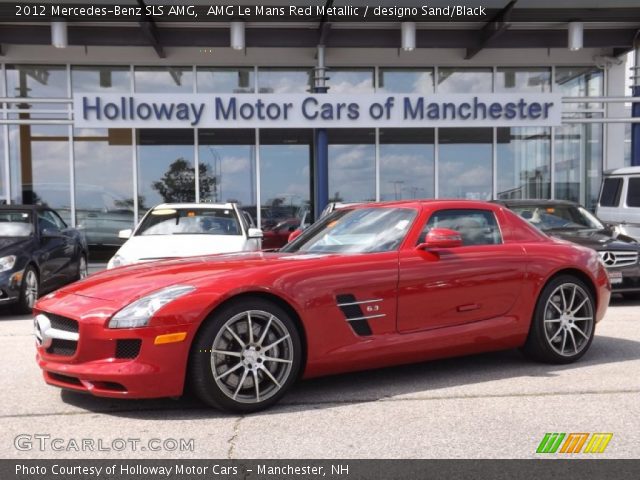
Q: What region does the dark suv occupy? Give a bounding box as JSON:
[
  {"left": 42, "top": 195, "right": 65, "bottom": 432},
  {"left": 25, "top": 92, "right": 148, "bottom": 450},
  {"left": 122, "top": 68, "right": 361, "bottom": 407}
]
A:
[{"left": 496, "top": 199, "right": 640, "bottom": 299}]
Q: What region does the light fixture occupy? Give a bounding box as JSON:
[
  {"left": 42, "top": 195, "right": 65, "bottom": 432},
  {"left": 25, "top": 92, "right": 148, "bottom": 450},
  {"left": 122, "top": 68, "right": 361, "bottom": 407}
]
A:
[
  {"left": 401, "top": 22, "right": 416, "bottom": 51},
  {"left": 230, "top": 21, "right": 245, "bottom": 51},
  {"left": 568, "top": 21, "right": 583, "bottom": 51},
  {"left": 51, "top": 21, "right": 68, "bottom": 48}
]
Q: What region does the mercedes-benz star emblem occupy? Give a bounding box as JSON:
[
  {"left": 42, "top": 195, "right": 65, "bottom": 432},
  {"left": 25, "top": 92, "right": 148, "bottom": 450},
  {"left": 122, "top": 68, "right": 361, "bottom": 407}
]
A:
[
  {"left": 34, "top": 314, "right": 53, "bottom": 349},
  {"left": 601, "top": 251, "right": 616, "bottom": 266}
]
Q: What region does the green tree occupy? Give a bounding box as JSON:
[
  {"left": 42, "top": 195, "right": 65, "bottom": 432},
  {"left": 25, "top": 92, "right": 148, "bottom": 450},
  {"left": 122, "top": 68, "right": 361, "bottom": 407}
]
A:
[{"left": 152, "top": 158, "right": 217, "bottom": 203}]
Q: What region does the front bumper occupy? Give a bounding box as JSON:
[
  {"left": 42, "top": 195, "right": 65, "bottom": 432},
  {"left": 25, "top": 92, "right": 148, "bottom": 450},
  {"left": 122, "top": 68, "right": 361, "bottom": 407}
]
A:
[
  {"left": 34, "top": 295, "right": 196, "bottom": 399},
  {"left": 606, "top": 265, "right": 640, "bottom": 293}
]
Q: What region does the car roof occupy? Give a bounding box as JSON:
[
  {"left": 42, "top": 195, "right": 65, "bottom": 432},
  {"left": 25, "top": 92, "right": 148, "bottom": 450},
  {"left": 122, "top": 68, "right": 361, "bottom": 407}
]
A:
[
  {"left": 152, "top": 202, "right": 236, "bottom": 210},
  {"left": 492, "top": 199, "right": 580, "bottom": 208},
  {"left": 603, "top": 166, "right": 640, "bottom": 176},
  {"left": 0, "top": 204, "right": 48, "bottom": 211},
  {"left": 347, "top": 199, "right": 508, "bottom": 211}
]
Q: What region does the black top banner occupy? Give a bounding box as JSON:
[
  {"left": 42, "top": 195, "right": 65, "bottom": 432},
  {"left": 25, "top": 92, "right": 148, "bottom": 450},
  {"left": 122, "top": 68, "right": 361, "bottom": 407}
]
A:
[{"left": 3, "top": 3, "right": 640, "bottom": 23}]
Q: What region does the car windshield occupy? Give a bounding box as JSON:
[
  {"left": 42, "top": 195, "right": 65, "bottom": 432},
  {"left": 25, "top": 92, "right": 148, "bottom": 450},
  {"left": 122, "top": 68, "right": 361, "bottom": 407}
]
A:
[
  {"left": 0, "top": 211, "right": 33, "bottom": 237},
  {"left": 136, "top": 208, "right": 242, "bottom": 236},
  {"left": 510, "top": 205, "right": 604, "bottom": 231},
  {"left": 282, "top": 207, "right": 417, "bottom": 254}
]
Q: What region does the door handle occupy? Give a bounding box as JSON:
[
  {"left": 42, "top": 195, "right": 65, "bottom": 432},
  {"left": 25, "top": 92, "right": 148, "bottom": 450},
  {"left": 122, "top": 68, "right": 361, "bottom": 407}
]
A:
[{"left": 457, "top": 303, "right": 480, "bottom": 312}]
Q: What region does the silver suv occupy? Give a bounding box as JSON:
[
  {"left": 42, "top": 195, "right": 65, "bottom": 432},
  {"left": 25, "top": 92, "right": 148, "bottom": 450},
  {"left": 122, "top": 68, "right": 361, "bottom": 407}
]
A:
[{"left": 597, "top": 167, "right": 640, "bottom": 241}]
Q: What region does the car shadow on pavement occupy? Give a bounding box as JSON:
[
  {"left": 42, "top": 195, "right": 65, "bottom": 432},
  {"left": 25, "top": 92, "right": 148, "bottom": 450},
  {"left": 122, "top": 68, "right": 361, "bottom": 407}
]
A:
[{"left": 58, "top": 332, "right": 640, "bottom": 420}]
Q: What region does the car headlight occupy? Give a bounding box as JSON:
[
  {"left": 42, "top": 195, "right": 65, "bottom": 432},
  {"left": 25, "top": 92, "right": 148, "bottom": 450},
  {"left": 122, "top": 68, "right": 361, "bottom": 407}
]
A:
[
  {"left": 108, "top": 254, "right": 127, "bottom": 269},
  {"left": 108, "top": 285, "right": 195, "bottom": 329},
  {"left": 0, "top": 255, "right": 17, "bottom": 272}
]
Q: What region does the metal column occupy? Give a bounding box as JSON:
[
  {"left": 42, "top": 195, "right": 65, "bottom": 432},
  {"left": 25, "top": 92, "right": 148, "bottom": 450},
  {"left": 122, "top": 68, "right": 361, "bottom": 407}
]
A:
[
  {"left": 313, "top": 45, "right": 329, "bottom": 219},
  {"left": 632, "top": 42, "right": 640, "bottom": 166}
]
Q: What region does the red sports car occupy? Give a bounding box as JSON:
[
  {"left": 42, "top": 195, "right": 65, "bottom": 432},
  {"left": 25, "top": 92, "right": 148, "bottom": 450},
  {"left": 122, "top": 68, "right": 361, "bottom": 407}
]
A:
[{"left": 33, "top": 200, "right": 611, "bottom": 413}]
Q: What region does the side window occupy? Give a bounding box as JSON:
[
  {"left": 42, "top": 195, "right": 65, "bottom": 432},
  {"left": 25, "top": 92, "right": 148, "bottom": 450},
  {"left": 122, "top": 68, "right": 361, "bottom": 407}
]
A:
[
  {"left": 37, "top": 212, "right": 59, "bottom": 233},
  {"left": 421, "top": 209, "right": 502, "bottom": 246},
  {"left": 627, "top": 178, "right": 640, "bottom": 208},
  {"left": 241, "top": 210, "right": 255, "bottom": 228},
  {"left": 47, "top": 210, "right": 67, "bottom": 230},
  {"left": 599, "top": 178, "right": 623, "bottom": 207}
]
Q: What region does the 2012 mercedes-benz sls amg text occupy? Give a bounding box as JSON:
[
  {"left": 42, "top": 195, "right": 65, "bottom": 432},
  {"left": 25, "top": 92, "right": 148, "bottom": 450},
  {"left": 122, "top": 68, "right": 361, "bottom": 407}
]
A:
[{"left": 34, "top": 200, "right": 610, "bottom": 412}]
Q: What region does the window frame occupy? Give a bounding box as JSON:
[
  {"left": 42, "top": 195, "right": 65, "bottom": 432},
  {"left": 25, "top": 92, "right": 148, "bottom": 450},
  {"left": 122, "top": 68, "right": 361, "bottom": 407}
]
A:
[
  {"left": 599, "top": 177, "right": 624, "bottom": 208},
  {"left": 626, "top": 177, "right": 640, "bottom": 208},
  {"left": 419, "top": 208, "right": 504, "bottom": 247}
]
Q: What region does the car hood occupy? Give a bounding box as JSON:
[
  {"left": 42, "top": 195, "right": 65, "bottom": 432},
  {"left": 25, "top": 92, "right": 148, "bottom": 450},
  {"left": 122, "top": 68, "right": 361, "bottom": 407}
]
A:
[
  {"left": 547, "top": 228, "right": 640, "bottom": 251},
  {"left": 115, "top": 234, "right": 251, "bottom": 262},
  {"left": 0, "top": 236, "right": 31, "bottom": 255},
  {"left": 57, "top": 251, "right": 322, "bottom": 303}
]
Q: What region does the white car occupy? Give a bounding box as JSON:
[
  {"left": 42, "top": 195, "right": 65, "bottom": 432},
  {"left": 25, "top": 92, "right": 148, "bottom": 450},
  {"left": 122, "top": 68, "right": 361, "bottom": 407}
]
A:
[{"left": 107, "top": 203, "right": 262, "bottom": 269}]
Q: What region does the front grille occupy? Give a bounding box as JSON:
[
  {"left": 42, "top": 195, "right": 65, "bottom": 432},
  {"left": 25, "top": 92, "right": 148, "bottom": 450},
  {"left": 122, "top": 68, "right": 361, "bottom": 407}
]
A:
[
  {"left": 598, "top": 250, "right": 639, "bottom": 268},
  {"left": 115, "top": 339, "right": 142, "bottom": 359},
  {"left": 48, "top": 314, "right": 79, "bottom": 333},
  {"left": 47, "top": 339, "right": 77, "bottom": 356}
]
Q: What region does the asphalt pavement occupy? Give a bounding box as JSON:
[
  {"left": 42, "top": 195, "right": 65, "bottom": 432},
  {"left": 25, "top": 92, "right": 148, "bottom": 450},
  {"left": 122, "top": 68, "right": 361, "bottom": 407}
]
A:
[{"left": 0, "top": 295, "right": 638, "bottom": 459}]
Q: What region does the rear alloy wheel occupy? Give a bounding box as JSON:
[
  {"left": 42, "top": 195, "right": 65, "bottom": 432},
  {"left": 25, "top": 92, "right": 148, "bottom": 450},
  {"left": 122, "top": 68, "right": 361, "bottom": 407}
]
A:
[
  {"left": 16, "top": 266, "right": 39, "bottom": 314},
  {"left": 522, "top": 275, "right": 595, "bottom": 364},
  {"left": 189, "top": 298, "right": 302, "bottom": 413}
]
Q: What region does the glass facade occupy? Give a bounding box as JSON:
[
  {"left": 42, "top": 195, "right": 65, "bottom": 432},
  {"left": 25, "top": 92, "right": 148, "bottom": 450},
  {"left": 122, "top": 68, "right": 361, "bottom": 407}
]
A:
[
  {"left": 328, "top": 129, "right": 376, "bottom": 202},
  {"left": 554, "top": 67, "right": 604, "bottom": 209},
  {"left": 134, "top": 66, "right": 194, "bottom": 93},
  {"left": 0, "top": 64, "right": 608, "bottom": 255},
  {"left": 437, "top": 67, "right": 493, "bottom": 93},
  {"left": 439, "top": 128, "right": 493, "bottom": 200},
  {"left": 379, "top": 128, "right": 435, "bottom": 200},
  {"left": 497, "top": 127, "right": 551, "bottom": 200},
  {"left": 259, "top": 129, "right": 312, "bottom": 230},
  {"left": 137, "top": 129, "right": 195, "bottom": 208}
]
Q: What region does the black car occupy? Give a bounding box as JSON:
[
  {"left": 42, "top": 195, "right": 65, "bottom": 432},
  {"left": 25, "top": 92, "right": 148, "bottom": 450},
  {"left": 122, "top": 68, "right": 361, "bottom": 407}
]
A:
[
  {"left": 496, "top": 200, "right": 640, "bottom": 299},
  {"left": 0, "top": 205, "right": 88, "bottom": 313}
]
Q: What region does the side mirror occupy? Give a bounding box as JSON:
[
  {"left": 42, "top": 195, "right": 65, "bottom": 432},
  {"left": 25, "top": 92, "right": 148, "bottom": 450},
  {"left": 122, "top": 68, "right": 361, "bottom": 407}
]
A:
[
  {"left": 248, "top": 227, "right": 263, "bottom": 239},
  {"left": 118, "top": 228, "right": 133, "bottom": 239},
  {"left": 288, "top": 229, "right": 303, "bottom": 243},
  {"left": 417, "top": 228, "right": 463, "bottom": 250}
]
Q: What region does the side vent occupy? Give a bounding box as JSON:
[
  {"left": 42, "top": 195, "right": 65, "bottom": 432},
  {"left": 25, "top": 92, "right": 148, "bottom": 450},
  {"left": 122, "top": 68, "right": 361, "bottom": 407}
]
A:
[{"left": 336, "top": 294, "right": 376, "bottom": 336}]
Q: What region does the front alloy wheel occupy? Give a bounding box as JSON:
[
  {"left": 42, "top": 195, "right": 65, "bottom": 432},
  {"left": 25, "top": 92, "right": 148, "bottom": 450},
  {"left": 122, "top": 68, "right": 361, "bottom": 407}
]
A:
[
  {"left": 77, "top": 255, "right": 88, "bottom": 280},
  {"left": 16, "top": 266, "right": 39, "bottom": 314},
  {"left": 189, "top": 298, "right": 302, "bottom": 412},
  {"left": 523, "top": 275, "right": 596, "bottom": 364}
]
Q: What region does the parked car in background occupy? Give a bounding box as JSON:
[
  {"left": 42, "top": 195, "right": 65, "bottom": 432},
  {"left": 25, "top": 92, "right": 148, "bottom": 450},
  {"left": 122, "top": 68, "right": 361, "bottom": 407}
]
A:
[
  {"left": 107, "top": 203, "right": 263, "bottom": 269},
  {"left": 0, "top": 205, "right": 88, "bottom": 312},
  {"left": 262, "top": 218, "right": 302, "bottom": 250},
  {"left": 261, "top": 205, "right": 311, "bottom": 250},
  {"left": 34, "top": 200, "right": 610, "bottom": 412},
  {"left": 597, "top": 167, "right": 640, "bottom": 240},
  {"left": 497, "top": 199, "right": 640, "bottom": 299},
  {"left": 74, "top": 186, "right": 134, "bottom": 246},
  {"left": 22, "top": 183, "right": 134, "bottom": 247},
  {"left": 287, "top": 202, "right": 364, "bottom": 244},
  {"left": 320, "top": 202, "right": 364, "bottom": 219}
]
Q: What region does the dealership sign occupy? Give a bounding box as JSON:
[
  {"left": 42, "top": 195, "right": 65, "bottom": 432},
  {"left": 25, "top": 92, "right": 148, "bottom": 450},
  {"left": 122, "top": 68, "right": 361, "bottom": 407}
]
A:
[{"left": 74, "top": 93, "right": 562, "bottom": 128}]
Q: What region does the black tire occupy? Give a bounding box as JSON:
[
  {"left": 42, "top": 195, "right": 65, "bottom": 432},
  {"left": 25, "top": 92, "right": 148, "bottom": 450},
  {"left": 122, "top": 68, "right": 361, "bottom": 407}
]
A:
[
  {"left": 75, "top": 254, "right": 88, "bottom": 281},
  {"left": 188, "top": 297, "right": 302, "bottom": 413},
  {"left": 522, "top": 275, "right": 596, "bottom": 364},
  {"left": 15, "top": 265, "right": 39, "bottom": 314}
]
